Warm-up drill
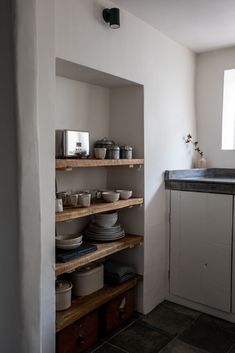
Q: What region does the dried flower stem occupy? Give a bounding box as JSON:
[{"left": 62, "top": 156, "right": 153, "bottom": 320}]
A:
[{"left": 185, "top": 134, "right": 204, "bottom": 157}]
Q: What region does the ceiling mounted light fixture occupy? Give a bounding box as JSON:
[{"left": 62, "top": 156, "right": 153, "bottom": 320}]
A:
[{"left": 103, "top": 8, "right": 120, "bottom": 29}]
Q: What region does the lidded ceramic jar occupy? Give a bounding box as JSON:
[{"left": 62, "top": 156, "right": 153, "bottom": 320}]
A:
[
  {"left": 94, "top": 138, "right": 120, "bottom": 159},
  {"left": 56, "top": 280, "right": 72, "bottom": 311},
  {"left": 120, "top": 145, "right": 133, "bottom": 159},
  {"left": 106, "top": 145, "right": 120, "bottom": 159},
  {"left": 94, "top": 137, "right": 114, "bottom": 149}
]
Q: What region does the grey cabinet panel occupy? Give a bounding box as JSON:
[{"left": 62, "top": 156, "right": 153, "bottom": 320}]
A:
[{"left": 170, "top": 191, "right": 233, "bottom": 312}]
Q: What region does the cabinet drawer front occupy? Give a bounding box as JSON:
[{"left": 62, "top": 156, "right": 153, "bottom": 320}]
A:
[
  {"left": 170, "top": 191, "right": 233, "bottom": 312},
  {"left": 57, "top": 310, "right": 99, "bottom": 353},
  {"left": 103, "top": 289, "right": 134, "bottom": 335}
]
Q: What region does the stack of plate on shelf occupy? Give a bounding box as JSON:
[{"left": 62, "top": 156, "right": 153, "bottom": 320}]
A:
[
  {"left": 85, "top": 211, "right": 125, "bottom": 242},
  {"left": 56, "top": 234, "right": 83, "bottom": 250}
]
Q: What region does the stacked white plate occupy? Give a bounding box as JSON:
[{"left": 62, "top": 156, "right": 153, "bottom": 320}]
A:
[
  {"left": 56, "top": 234, "right": 83, "bottom": 250},
  {"left": 86, "top": 224, "right": 125, "bottom": 241}
]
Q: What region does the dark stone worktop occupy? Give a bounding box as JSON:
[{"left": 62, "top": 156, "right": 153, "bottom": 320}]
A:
[{"left": 165, "top": 168, "right": 235, "bottom": 194}]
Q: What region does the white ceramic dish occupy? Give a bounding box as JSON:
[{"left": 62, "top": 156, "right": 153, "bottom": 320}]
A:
[
  {"left": 88, "top": 223, "right": 121, "bottom": 234},
  {"left": 86, "top": 232, "right": 125, "bottom": 242},
  {"left": 56, "top": 234, "right": 83, "bottom": 245},
  {"left": 102, "top": 191, "right": 120, "bottom": 203},
  {"left": 56, "top": 240, "right": 83, "bottom": 250},
  {"left": 115, "top": 190, "right": 133, "bottom": 200}
]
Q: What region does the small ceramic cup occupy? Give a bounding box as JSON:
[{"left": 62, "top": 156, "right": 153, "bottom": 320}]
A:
[
  {"left": 68, "top": 194, "right": 79, "bottom": 207},
  {"left": 56, "top": 191, "right": 69, "bottom": 206},
  {"left": 55, "top": 198, "right": 63, "bottom": 212},
  {"left": 78, "top": 193, "right": 91, "bottom": 207},
  {"left": 94, "top": 148, "right": 106, "bottom": 159}
]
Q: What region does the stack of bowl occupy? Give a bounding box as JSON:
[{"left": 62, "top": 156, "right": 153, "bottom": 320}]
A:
[
  {"left": 86, "top": 211, "right": 125, "bottom": 242},
  {"left": 56, "top": 234, "right": 83, "bottom": 250}
]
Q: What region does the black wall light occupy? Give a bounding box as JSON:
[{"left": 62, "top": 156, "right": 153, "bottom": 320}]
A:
[{"left": 103, "top": 8, "right": 120, "bottom": 29}]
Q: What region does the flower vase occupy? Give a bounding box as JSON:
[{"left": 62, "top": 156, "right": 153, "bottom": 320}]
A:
[{"left": 197, "top": 156, "right": 207, "bottom": 168}]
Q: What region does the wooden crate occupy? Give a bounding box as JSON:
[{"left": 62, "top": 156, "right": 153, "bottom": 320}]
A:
[
  {"left": 102, "top": 289, "right": 134, "bottom": 336},
  {"left": 56, "top": 310, "right": 98, "bottom": 353}
]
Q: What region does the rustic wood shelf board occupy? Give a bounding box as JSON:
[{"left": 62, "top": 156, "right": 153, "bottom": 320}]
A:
[
  {"left": 56, "top": 274, "right": 143, "bottom": 332},
  {"left": 56, "top": 198, "right": 144, "bottom": 222},
  {"left": 56, "top": 159, "right": 144, "bottom": 170},
  {"left": 55, "top": 234, "right": 144, "bottom": 276}
]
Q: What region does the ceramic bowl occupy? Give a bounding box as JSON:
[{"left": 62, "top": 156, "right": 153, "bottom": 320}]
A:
[
  {"left": 102, "top": 191, "right": 120, "bottom": 203},
  {"left": 115, "top": 190, "right": 133, "bottom": 200},
  {"left": 56, "top": 241, "right": 83, "bottom": 250},
  {"left": 94, "top": 148, "right": 106, "bottom": 159},
  {"left": 56, "top": 234, "right": 83, "bottom": 245},
  {"left": 93, "top": 211, "right": 118, "bottom": 227}
]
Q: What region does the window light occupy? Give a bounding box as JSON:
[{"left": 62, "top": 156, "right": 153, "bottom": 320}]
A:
[{"left": 221, "top": 69, "right": 235, "bottom": 150}]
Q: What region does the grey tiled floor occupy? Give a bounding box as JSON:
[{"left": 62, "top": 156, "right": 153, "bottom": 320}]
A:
[{"left": 86, "top": 301, "right": 235, "bottom": 353}]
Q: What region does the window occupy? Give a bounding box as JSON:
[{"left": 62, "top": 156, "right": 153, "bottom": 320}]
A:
[{"left": 221, "top": 69, "right": 235, "bottom": 150}]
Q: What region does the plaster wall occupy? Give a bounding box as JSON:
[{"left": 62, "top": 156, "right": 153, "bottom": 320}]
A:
[
  {"left": 55, "top": 76, "right": 109, "bottom": 193},
  {"left": 196, "top": 47, "right": 235, "bottom": 167},
  {"left": 0, "top": 1, "right": 20, "bottom": 351},
  {"left": 55, "top": 0, "right": 196, "bottom": 313},
  {"left": 15, "top": 0, "right": 55, "bottom": 352}
]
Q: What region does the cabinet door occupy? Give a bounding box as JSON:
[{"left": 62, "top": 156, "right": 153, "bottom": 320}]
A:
[{"left": 170, "top": 190, "right": 233, "bottom": 312}]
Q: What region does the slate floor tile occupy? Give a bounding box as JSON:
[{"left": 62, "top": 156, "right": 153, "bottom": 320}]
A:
[
  {"left": 105, "top": 313, "right": 140, "bottom": 340},
  {"left": 140, "top": 301, "right": 201, "bottom": 336},
  {"left": 109, "top": 321, "right": 171, "bottom": 353},
  {"left": 179, "top": 314, "right": 235, "bottom": 353},
  {"left": 228, "top": 345, "right": 235, "bottom": 353},
  {"left": 84, "top": 339, "right": 105, "bottom": 353},
  {"left": 92, "top": 342, "right": 129, "bottom": 353},
  {"left": 159, "top": 339, "right": 209, "bottom": 353}
]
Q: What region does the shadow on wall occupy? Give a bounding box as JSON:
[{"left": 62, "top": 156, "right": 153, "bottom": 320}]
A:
[
  {"left": 143, "top": 179, "right": 169, "bottom": 313},
  {"left": 0, "top": 0, "right": 20, "bottom": 352}
]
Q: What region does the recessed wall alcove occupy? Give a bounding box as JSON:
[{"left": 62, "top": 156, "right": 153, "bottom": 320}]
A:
[{"left": 55, "top": 57, "right": 144, "bottom": 310}]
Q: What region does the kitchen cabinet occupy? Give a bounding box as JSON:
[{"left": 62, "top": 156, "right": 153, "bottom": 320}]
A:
[
  {"left": 55, "top": 159, "right": 144, "bottom": 334},
  {"left": 170, "top": 190, "right": 233, "bottom": 312}
]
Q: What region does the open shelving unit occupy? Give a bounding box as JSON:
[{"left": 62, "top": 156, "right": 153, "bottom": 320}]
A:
[
  {"left": 55, "top": 59, "right": 145, "bottom": 351},
  {"left": 56, "top": 198, "right": 144, "bottom": 222},
  {"left": 56, "top": 158, "right": 144, "bottom": 170}
]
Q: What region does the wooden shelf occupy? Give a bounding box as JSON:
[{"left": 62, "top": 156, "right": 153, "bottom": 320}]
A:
[
  {"left": 56, "top": 198, "right": 144, "bottom": 222},
  {"left": 55, "top": 234, "right": 144, "bottom": 277},
  {"left": 56, "top": 274, "right": 143, "bottom": 332},
  {"left": 56, "top": 158, "right": 144, "bottom": 170}
]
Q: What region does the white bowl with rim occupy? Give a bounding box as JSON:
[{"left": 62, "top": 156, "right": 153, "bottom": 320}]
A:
[
  {"left": 102, "top": 191, "right": 120, "bottom": 203},
  {"left": 56, "top": 241, "right": 83, "bottom": 250},
  {"left": 115, "top": 190, "right": 133, "bottom": 200},
  {"left": 56, "top": 234, "right": 83, "bottom": 245},
  {"left": 93, "top": 211, "right": 118, "bottom": 227}
]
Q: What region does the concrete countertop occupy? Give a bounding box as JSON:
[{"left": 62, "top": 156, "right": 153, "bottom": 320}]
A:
[{"left": 164, "top": 168, "right": 235, "bottom": 194}]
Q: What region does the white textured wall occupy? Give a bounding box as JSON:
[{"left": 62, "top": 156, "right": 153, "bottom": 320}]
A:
[
  {"left": 196, "top": 47, "right": 235, "bottom": 167},
  {"left": 15, "top": 0, "right": 55, "bottom": 352},
  {"left": 56, "top": 0, "right": 196, "bottom": 313}
]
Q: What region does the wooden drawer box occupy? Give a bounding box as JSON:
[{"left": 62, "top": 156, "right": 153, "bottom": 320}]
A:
[
  {"left": 56, "top": 310, "right": 98, "bottom": 353},
  {"left": 102, "top": 289, "right": 134, "bottom": 335}
]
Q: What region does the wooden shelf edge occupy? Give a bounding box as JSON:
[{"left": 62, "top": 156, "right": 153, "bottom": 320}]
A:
[
  {"left": 56, "top": 274, "right": 143, "bottom": 332},
  {"left": 56, "top": 158, "right": 144, "bottom": 170},
  {"left": 56, "top": 198, "right": 144, "bottom": 222},
  {"left": 55, "top": 234, "right": 144, "bottom": 277}
]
